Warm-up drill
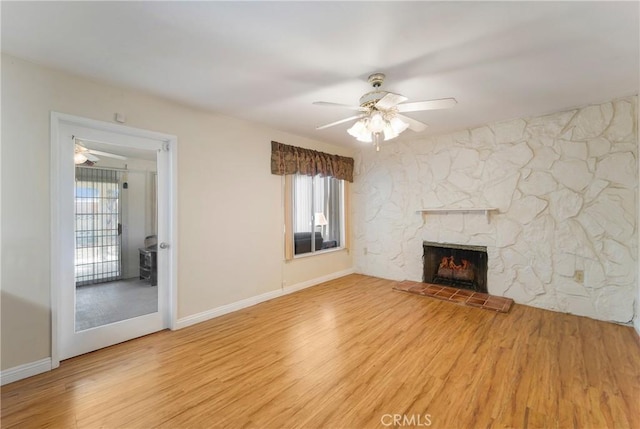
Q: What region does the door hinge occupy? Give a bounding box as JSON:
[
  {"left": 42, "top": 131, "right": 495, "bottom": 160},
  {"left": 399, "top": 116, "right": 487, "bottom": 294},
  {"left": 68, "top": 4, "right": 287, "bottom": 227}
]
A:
[{"left": 162, "top": 142, "right": 170, "bottom": 152}]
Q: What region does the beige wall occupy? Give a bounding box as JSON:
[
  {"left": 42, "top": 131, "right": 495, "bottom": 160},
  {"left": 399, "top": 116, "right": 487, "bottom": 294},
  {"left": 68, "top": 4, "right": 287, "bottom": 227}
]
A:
[{"left": 0, "top": 54, "right": 354, "bottom": 370}]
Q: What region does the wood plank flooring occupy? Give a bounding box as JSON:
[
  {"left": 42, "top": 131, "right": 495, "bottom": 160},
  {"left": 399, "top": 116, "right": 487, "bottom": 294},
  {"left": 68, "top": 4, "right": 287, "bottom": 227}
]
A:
[{"left": 2, "top": 274, "right": 639, "bottom": 428}]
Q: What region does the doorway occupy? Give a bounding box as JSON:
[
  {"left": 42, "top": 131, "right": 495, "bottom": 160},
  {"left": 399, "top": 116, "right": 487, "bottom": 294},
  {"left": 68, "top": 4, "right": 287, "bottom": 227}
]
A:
[
  {"left": 74, "top": 153, "right": 160, "bottom": 330},
  {"left": 51, "top": 113, "right": 177, "bottom": 365},
  {"left": 74, "top": 166, "right": 123, "bottom": 288}
]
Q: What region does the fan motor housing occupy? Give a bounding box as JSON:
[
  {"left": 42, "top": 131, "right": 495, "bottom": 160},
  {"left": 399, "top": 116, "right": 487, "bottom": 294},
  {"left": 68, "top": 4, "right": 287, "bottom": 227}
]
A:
[
  {"left": 359, "top": 90, "right": 388, "bottom": 109},
  {"left": 360, "top": 72, "right": 388, "bottom": 108},
  {"left": 367, "top": 73, "right": 385, "bottom": 87}
]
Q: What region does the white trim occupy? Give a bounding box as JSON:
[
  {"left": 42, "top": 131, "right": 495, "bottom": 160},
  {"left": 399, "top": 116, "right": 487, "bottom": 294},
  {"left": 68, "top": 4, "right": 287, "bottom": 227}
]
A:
[
  {"left": 417, "top": 208, "right": 499, "bottom": 224},
  {"left": 176, "top": 269, "right": 355, "bottom": 330},
  {"left": 50, "top": 112, "right": 178, "bottom": 365},
  {"left": 52, "top": 112, "right": 178, "bottom": 143},
  {"left": 50, "top": 114, "right": 61, "bottom": 369},
  {"left": 281, "top": 268, "right": 354, "bottom": 294},
  {"left": 3, "top": 270, "right": 354, "bottom": 383},
  {"left": 292, "top": 246, "right": 346, "bottom": 260},
  {"left": 167, "top": 136, "right": 179, "bottom": 330},
  {"left": 1, "top": 358, "right": 52, "bottom": 386}
]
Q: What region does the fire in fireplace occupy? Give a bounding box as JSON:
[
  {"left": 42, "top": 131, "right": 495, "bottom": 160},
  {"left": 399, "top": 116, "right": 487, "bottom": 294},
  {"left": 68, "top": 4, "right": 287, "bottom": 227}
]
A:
[{"left": 423, "top": 242, "right": 488, "bottom": 293}]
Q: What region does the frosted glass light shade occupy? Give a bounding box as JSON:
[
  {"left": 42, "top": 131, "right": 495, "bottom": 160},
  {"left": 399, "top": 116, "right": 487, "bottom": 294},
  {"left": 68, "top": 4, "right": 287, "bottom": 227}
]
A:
[
  {"left": 390, "top": 116, "right": 409, "bottom": 134},
  {"left": 356, "top": 133, "right": 373, "bottom": 143},
  {"left": 347, "top": 119, "right": 368, "bottom": 138},
  {"left": 383, "top": 122, "right": 398, "bottom": 141},
  {"left": 368, "top": 112, "right": 385, "bottom": 133},
  {"left": 347, "top": 111, "right": 409, "bottom": 149}
]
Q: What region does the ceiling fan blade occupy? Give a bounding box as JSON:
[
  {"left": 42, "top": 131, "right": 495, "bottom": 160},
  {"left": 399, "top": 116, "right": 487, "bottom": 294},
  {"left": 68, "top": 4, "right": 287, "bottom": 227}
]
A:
[
  {"left": 375, "top": 92, "right": 408, "bottom": 110},
  {"left": 397, "top": 114, "right": 428, "bottom": 132},
  {"left": 85, "top": 153, "right": 100, "bottom": 162},
  {"left": 397, "top": 98, "right": 457, "bottom": 113},
  {"left": 313, "top": 101, "right": 367, "bottom": 112},
  {"left": 316, "top": 115, "right": 365, "bottom": 130},
  {"left": 87, "top": 149, "right": 127, "bottom": 160}
]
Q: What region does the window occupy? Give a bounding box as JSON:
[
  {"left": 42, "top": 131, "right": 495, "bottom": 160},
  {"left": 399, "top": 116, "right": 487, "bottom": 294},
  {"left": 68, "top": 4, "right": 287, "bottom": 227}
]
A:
[
  {"left": 75, "top": 167, "right": 122, "bottom": 285},
  {"left": 292, "top": 174, "right": 344, "bottom": 256},
  {"left": 271, "top": 141, "right": 353, "bottom": 259}
]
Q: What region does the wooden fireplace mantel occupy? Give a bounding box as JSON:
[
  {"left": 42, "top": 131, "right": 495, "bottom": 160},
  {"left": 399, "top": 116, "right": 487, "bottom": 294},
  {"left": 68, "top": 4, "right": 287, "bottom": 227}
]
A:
[{"left": 416, "top": 208, "right": 498, "bottom": 223}]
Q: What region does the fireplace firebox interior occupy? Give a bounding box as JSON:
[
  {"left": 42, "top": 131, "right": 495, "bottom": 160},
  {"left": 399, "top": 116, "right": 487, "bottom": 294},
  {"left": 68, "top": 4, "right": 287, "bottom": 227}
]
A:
[{"left": 423, "top": 242, "right": 488, "bottom": 293}]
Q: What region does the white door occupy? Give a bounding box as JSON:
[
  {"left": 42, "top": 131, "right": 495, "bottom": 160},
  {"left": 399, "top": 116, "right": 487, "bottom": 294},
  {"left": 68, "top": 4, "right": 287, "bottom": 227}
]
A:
[{"left": 52, "top": 114, "right": 176, "bottom": 361}]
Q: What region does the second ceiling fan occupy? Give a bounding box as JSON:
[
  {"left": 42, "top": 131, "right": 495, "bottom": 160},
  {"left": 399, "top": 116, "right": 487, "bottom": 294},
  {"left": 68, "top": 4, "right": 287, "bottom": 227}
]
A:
[
  {"left": 314, "top": 73, "right": 456, "bottom": 151},
  {"left": 74, "top": 140, "right": 127, "bottom": 165}
]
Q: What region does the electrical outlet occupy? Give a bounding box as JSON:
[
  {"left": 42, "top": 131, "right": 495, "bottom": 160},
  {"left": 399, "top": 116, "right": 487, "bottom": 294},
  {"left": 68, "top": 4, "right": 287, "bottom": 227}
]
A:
[{"left": 574, "top": 270, "right": 584, "bottom": 283}]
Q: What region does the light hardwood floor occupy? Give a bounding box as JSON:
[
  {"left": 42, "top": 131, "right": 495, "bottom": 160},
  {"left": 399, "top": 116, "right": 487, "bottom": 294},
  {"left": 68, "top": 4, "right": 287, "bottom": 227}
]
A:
[{"left": 2, "top": 274, "right": 639, "bottom": 428}]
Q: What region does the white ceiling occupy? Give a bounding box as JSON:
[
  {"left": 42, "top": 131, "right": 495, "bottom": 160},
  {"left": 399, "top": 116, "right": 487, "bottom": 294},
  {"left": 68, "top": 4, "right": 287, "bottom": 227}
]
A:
[{"left": 2, "top": 1, "right": 638, "bottom": 148}]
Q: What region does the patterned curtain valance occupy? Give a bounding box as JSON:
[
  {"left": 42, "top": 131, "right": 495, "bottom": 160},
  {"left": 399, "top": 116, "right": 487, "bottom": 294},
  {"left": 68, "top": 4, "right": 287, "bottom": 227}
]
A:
[{"left": 270, "top": 141, "right": 354, "bottom": 182}]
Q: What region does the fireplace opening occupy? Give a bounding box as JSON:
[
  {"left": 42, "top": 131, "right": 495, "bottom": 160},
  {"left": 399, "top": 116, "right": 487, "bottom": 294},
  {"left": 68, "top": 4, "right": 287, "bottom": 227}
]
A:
[{"left": 423, "top": 242, "right": 488, "bottom": 293}]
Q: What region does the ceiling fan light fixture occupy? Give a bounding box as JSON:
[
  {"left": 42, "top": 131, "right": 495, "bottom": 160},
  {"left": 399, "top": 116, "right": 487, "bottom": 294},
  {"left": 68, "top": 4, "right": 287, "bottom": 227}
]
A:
[
  {"left": 368, "top": 112, "right": 385, "bottom": 133},
  {"left": 347, "top": 119, "right": 368, "bottom": 139},
  {"left": 390, "top": 116, "right": 409, "bottom": 134},
  {"left": 348, "top": 111, "right": 405, "bottom": 147},
  {"left": 383, "top": 122, "right": 398, "bottom": 141},
  {"left": 314, "top": 72, "right": 455, "bottom": 152},
  {"left": 355, "top": 132, "right": 373, "bottom": 143}
]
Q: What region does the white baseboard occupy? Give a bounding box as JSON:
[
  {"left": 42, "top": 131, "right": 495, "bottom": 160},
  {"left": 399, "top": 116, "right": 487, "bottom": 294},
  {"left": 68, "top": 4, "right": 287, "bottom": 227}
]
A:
[
  {"left": 1, "top": 357, "right": 52, "bottom": 386},
  {"left": 1, "top": 270, "right": 355, "bottom": 384},
  {"left": 176, "top": 268, "right": 355, "bottom": 330}
]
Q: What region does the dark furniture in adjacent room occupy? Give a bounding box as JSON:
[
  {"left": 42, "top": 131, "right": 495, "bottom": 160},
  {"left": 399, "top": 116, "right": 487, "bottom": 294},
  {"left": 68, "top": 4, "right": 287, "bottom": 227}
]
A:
[
  {"left": 139, "top": 235, "right": 158, "bottom": 286},
  {"left": 294, "top": 232, "right": 323, "bottom": 255},
  {"left": 322, "top": 240, "right": 338, "bottom": 249},
  {"left": 139, "top": 247, "right": 157, "bottom": 286}
]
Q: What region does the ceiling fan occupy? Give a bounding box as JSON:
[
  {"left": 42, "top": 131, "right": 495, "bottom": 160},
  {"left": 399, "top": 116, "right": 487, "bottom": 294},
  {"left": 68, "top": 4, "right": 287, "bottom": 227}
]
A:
[
  {"left": 314, "top": 73, "right": 457, "bottom": 151},
  {"left": 74, "top": 139, "right": 127, "bottom": 165}
]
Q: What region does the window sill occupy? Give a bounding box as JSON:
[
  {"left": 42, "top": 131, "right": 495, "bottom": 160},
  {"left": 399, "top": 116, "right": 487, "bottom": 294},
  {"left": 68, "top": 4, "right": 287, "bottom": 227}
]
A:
[{"left": 292, "top": 246, "right": 345, "bottom": 260}]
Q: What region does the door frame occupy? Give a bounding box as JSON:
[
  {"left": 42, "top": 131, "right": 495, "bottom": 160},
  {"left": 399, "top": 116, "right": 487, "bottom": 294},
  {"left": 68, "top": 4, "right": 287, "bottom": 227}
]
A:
[{"left": 50, "top": 112, "right": 178, "bottom": 368}]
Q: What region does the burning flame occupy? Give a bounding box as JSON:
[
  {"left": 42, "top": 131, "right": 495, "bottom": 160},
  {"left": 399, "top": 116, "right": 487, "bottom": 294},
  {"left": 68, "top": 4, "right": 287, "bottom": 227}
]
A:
[{"left": 439, "top": 256, "right": 471, "bottom": 271}]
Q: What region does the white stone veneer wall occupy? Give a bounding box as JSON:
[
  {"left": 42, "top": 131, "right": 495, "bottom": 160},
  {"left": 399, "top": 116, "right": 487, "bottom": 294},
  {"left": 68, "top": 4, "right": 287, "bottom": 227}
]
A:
[{"left": 353, "top": 96, "right": 637, "bottom": 323}]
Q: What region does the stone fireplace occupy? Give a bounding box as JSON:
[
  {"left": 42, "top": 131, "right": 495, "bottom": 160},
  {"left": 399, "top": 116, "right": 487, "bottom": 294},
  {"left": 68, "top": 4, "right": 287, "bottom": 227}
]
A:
[
  {"left": 423, "top": 242, "right": 488, "bottom": 293},
  {"left": 355, "top": 96, "right": 637, "bottom": 323}
]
